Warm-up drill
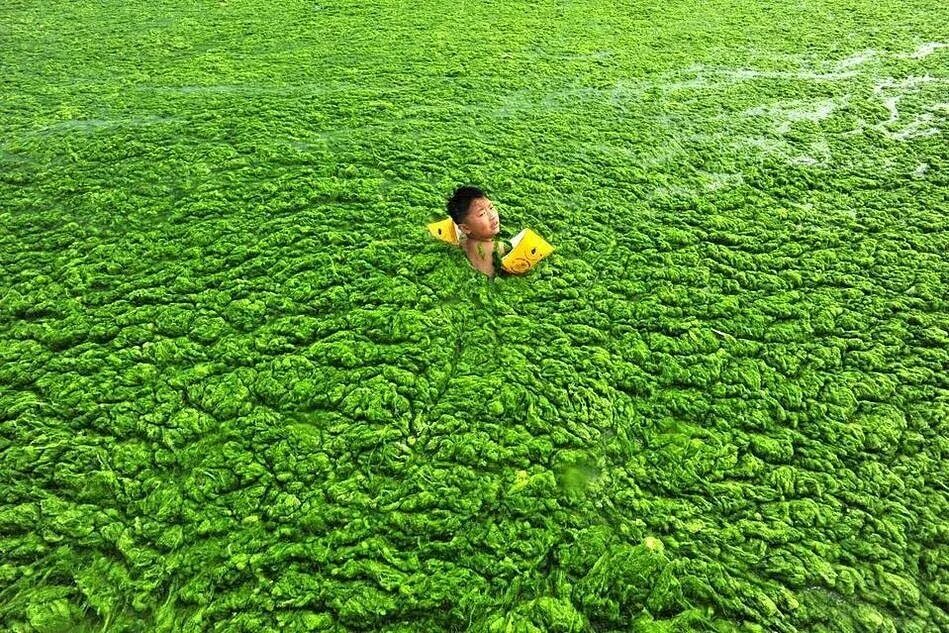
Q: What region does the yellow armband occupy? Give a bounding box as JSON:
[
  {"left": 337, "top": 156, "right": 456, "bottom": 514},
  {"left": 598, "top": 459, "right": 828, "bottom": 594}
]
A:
[
  {"left": 501, "top": 228, "right": 555, "bottom": 274},
  {"left": 427, "top": 217, "right": 461, "bottom": 246}
]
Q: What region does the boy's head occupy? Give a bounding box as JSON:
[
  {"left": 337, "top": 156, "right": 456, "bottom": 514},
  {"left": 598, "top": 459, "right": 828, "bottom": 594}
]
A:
[{"left": 447, "top": 185, "right": 499, "bottom": 240}]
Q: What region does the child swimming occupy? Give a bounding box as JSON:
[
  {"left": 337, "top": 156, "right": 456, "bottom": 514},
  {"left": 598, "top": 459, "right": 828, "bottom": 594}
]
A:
[{"left": 446, "top": 185, "right": 510, "bottom": 279}]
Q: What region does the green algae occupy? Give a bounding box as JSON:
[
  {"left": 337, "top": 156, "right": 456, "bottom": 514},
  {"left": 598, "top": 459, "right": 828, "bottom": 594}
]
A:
[{"left": 1, "top": 0, "right": 948, "bottom": 631}]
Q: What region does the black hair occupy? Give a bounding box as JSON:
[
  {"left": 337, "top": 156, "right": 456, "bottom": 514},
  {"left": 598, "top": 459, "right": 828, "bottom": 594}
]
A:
[{"left": 446, "top": 185, "right": 486, "bottom": 226}]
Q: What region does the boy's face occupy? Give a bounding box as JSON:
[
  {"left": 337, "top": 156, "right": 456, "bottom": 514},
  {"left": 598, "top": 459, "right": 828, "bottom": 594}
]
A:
[{"left": 461, "top": 197, "right": 500, "bottom": 239}]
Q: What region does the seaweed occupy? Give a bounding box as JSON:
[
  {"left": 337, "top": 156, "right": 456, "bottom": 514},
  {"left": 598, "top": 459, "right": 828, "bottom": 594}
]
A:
[{"left": 1, "top": 1, "right": 947, "bottom": 631}]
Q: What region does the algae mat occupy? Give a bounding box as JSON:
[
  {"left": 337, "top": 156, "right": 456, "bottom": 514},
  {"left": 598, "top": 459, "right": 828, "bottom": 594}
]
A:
[{"left": 1, "top": 0, "right": 947, "bottom": 631}]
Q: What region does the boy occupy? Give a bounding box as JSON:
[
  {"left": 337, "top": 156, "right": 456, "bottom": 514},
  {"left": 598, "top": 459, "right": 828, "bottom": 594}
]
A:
[{"left": 446, "top": 185, "right": 510, "bottom": 279}]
